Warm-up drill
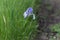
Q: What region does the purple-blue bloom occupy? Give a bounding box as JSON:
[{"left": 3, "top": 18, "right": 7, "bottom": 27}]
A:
[
  {"left": 23, "top": 7, "right": 35, "bottom": 20},
  {"left": 26, "top": 7, "right": 33, "bottom": 15}
]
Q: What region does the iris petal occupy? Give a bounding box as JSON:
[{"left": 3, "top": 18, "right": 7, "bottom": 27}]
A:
[{"left": 23, "top": 7, "right": 35, "bottom": 20}]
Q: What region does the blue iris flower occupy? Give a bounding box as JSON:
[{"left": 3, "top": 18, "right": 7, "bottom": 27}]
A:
[{"left": 23, "top": 7, "right": 35, "bottom": 20}]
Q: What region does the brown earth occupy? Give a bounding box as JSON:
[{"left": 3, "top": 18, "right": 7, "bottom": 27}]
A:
[{"left": 35, "top": 0, "right": 60, "bottom": 40}]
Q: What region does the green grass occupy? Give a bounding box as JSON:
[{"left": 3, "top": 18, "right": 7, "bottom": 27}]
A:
[
  {"left": 49, "top": 23, "right": 60, "bottom": 40},
  {"left": 0, "top": 0, "right": 37, "bottom": 40},
  {"left": 50, "top": 23, "right": 60, "bottom": 34}
]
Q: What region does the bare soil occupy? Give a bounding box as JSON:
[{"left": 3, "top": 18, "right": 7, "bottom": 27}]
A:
[{"left": 35, "top": 0, "right": 60, "bottom": 40}]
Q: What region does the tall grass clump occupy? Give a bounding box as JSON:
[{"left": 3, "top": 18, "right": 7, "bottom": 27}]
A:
[{"left": 0, "top": 0, "right": 37, "bottom": 40}]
